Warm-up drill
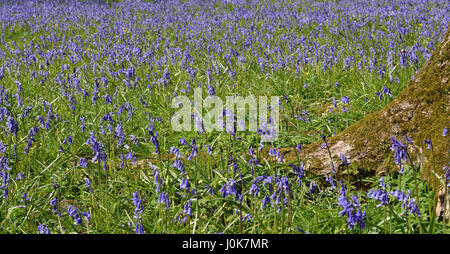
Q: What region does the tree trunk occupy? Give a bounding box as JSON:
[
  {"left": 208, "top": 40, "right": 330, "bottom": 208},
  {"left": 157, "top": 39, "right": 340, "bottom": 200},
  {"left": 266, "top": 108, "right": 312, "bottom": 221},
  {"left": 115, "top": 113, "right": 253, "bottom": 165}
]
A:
[{"left": 282, "top": 26, "right": 449, "bottom": 214}]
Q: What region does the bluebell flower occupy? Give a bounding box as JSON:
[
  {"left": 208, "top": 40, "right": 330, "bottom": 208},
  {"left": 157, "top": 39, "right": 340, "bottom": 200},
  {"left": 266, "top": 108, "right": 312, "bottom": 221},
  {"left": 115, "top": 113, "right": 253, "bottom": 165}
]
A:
[
  {"left": 180, "top": 177, "right": 190, "bottom": 191},
  {"left": 67, "top": 205, "right": 82, "bottom": 225},
  {"left": 337, "top": 184, "right": 366, "bottom": 230},
  {"left": 125, "top": 151, "right": 136, "bottom": 164},
  {"left": 220, "top": 179, "right": 238, "bottom": 199},
  {"left": 135, "top": 222, "right": 145, "bottom": 234},
  {"left": 6, "top": 116, "right": 18, "bottom": 136},
  {"left": 16, "top": 172, "right": 25, "bottom": 181},
  {"left": 368, "top": 188, "right": 390, "bottom": 207},
  {"left": 296, "top": 226, "right": 310, "bottom": 234},
  {"left": 81, "top": 211, "right": 91, "bottom": 221},
  {"left": 390, "top": 136, "right": 408, "bottom": 166},
  {"left": 20, "top": 106, "right": 33, "bottom": 120},
  {"left": 80, "top": 116, "right": 86, "bottom": 133},
  {"left": 340, "top": 153, "right": 351, "bottom": 166},
  {"left": 375, "top": 87, "right": 393, "bottom": 100},
  {"left": 341, "top": 96, "right": 349, "bottom": 104},
  {"left": 325, "top": 174, "right": 336, "bottom": 191},
  {"left": 149, "top": 131, "right": 160, "bottom": 155},
  {"left": 423, "top": 139, "right": 432, "bottom": 150},
  {"left": 170, "top": 146, "right": 181, "bottom": 159},
  {"left": 114, "top": 121, "right": 125, "bottom": 147},
  {"left": 204, "top": 184, "right": 215, "bottom": 196},
  {"left": 249, "top": 182, "right": 260, "bottom": 198},
  {"left": 79, "top": 158, "right": 88, "bottom": 168},
  {"left": 320, "top": 134, "right": 328, "bottom": 149},
  {"left": 181, "top": 199, "right": 193, "bottom": 223},
  {"left": 131, "top": 191, "right": 144, "bottom": 218},
  {"left": 240, "top": 213, "right": 253, "bottom": 223},
  {"left": 172, "top": 158, "right": 185, "bottom": 174},
  {"left": 37, "top": 224, "right": 50, "bottom": 234},
  {"left": 187, "top": 138, "right": 197, "bottom": 160},
  {"left": 404, "top": 135, "right": 413, "bottom": 145},
  {"left": 341, "top": 104, "right": 349, "bottom": 113},
  {"left": 179, "top": 138, "right": 187, "bottom": 146},
  {"left": 296, "top": 143, "right": 302, "bottom": 152},
  {"left": 21, "top": 192, "right": 30, "bottom": 207},
  {"left": 389, "top": 189, "right": 420, "bottom": 217},
  {"left": 103, "top": 94, "right": 112, "bottom": 105},
  {"left": 261, "top": 195, "right": 271, "bottom": 209},
  {"left": 49, "top": 197, "right": 59, "bottom": 214},
  {"left": 444, "top": 165, "right": 450, "bottom": 184},
  {"left": 309, "top": 181, "right": 317, "bottom": 194},
  {"left": 139, "top": 95, "right": 148, "bottom": 107}
]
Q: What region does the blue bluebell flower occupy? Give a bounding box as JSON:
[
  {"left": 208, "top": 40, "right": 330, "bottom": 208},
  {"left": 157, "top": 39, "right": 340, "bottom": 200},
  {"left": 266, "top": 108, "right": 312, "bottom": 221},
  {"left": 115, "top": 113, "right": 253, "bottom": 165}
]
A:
[
  {"left": 67, "top": 205, "right": 82, "bottom": 225},
  {"left": 423, "top": 139, "right": 432, "bottom": 150},
  {"left": 390, "top": 136, "right": 408, "bottom": 166},
  {"left": 37, "top": 224, "right": 50, "bottom": 234},
  {"left": 309, "top": 181, "right": 318, "bottom": 194},
  {"left": 340, "top": 153, "right": 351, "bottom": 166},
  {"left": 180, "top": 177, "right": 190, "bottom": 191}
]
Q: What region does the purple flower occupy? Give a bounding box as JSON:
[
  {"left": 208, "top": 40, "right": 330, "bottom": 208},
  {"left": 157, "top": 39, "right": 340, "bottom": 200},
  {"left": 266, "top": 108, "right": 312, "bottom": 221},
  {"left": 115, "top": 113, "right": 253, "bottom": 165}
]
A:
[
  {"left": 21, "top": 192, "right": 30, "bottom": 207},
  {"left": 338, "top": 185, "right": 366, "bottom": 230},
  {"left": 80, "top": 117, "right": 86, "bottom": 133},
  {"left": 172, "top": 159, "right": 185, "bottom": 174},
  {"left": 296, "top": 143, "right": 302, "bottom": 152},
  {"left": 149, "top": 131, "right": 160, "bottom": 155},
  {"left": 390, "top": 136, "right": 408, "bottom": 166},
  {"left": 79, "top": 158, "right": 88, "bottom": 168},
  {"left": 103, "top": 94, "right": 112, "bottom": 104},
  {"left": 375, "top": 87, "right": 393, "bottom": 100},
  {"left": 341, "top": 96, "right": 349, "bottom": 104},
  {"left": 325, "top": 175, "right": 336, "bottom": 191},
  {"left": 179, "top": 138, "right": 187, "bottom": 146},
  {"left": 340, "top": 153, "right": 351, "bottom": 166},
  {"left": 16, "top": 172, "right": 25, "bottom": 181},
  {"left": 423, "top": 139, "right": 432, "bottom": 150},
  {"left": 169, "top": 147, "right": 180, "bottom": 159},
  {"left": 131, "top": 191, "right": 143, "bottom": 218},
  {"left": 220, "top": 179, "right": 238, "bottom": 199},
  {"left": 181, "top": 199, "right": 193, "bottom": 223},
  {"left": 84, "top": 178, "right": 92, "bottom": 190},
  {"left": 67, "top": 205, "right": 82, "bottom": 225},
  {"left": 6, "top": 116, "right": 18, "bottom": 136},
  {"left": 309, "top": 181, "right": 318, "bottom": 194},
  {"left": 249, "top": 182, "right": 260, "bottom": 198},
  {"left": 204, "top": 145, "right": 212, "bottom": 155},
  {"left": 180, "top": 177, "right": 190, "bottom": 191},
  {"left": 389, "top": 189, "right": 420, "bottom": 217},
  {"left": 50, "top": 197, "right": 59, "bottom": 214},
  {"left": 444, "top": 165, "right": 450, "bottom": 184},
  {"left": 237, "top": 212, "right": 253, "bottom": 223},
  {"left": 404, "top": 135, "right": 413, "bottom": 145},
  {"left": 261, "top": 195, "right": 271, "bottom": 209},
  {"left": 368, "top": 178, "right": 390, "bottom": 207},
  {"left": 187, "top": 138, "right": 197, "bottom": 161},
  {"left": 135, "top": 222, "right": 145, "bottom": 234},
  {"left": 158, "top": 193, "right": 170, "bottom": 210}
]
